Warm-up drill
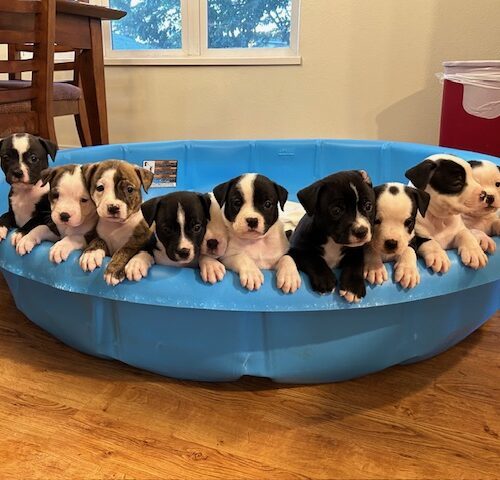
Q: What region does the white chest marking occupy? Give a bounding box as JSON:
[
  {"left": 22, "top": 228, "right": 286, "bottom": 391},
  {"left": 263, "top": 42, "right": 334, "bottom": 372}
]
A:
[
  {"left": 416, "top": 208, "right": 466, "bottom": 249},
  {"left": 97, "top": 210, "right": 144, "bottom": 254},
  {"left": 322, "top": 238, "right": 344, "bottom": 268},
  {"left": 10, "top": 182, "right": 49, "bottom": 227}
]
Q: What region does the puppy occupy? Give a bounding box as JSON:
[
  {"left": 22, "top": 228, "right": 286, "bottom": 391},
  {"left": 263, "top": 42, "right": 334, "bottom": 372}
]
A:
[
  {"left": 137, "top": 191, "right": 213, "bottom": 280},
  {"left": 79, "top": 160, "right": 154, "bottom": 286},
  {"left": 364, "top": 183, "right": 430, "bottom": 289},
  {"left": 462, "top": 160, "right": 500, "bottom": 245},
  {"left": 405, "top": 154, "right": 489, "bottom": 273},
  {"left": 213, "top": 173, "right": 301, "bottom": 293},
  {"left": 288, "top": 170, "right": 375, "bottom": 303},
  {"left": 40, "top": 164, "right": 98, "bottom": 263},
  {"left": 0, "top": 133, "right": 58, "bottom": 255}
]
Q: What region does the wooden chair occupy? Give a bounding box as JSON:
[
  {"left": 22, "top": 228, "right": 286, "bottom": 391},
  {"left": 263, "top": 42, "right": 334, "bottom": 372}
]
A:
[{"left": 0, "top": 0, "right": 91, "bottom": 145}]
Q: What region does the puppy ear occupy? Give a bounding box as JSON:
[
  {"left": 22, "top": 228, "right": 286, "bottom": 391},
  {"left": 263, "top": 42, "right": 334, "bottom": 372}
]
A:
[
  {"left": 81, "top": 163, "right": 99, "bottom": 189},
  {"left": 213, "top": 179, "right": 233, "bottom": 207},
  {"left": 273, "top": 182, "right": 288, "bottom": 210},
  {"left": 297, "top": 181, "right": 323, "bottom": 217},
  {"left": 405, "top": 160, "right": 437, "bottom": 190},
  {"left": 198, "top": 193, "right": 211, "bottom": 221},
  {"left": 141, "top": 197, "right": 161, "bottom": 226},
  {"left": 37, "top": 137, "right": 58, "bottom": 161},
  {"left": 468, "top": 160, "right": 483, "bottom": 169},
  {"left": 358, "top": 169, "right": 372, "bottom": 187},
  {"left": 40, "top": 167, "right": 56, "bottom": 187},
  {"left": 135, "top": 166, "right": 154, "bottom": 193},
  {"left": 406, "top": 186, "right": 431, "bottom": 217}
]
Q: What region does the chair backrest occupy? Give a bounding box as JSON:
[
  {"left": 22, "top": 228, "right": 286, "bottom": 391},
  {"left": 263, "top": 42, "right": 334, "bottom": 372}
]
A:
[{"left": 0, "top": 0, "right": 56, "bottom": 138}]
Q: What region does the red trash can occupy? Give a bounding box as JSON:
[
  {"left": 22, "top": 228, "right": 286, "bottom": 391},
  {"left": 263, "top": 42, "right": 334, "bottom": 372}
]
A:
[{"left": 439, "top": 60, "right": 500, "bottom": 157}]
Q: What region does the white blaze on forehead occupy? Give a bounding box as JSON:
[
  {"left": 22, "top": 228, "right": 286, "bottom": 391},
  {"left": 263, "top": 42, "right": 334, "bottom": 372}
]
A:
[
  {"left": 349, "top": 182, "right": 359, "bottom": 202},
  {"left": 238, "top": 173, "right": 257, "bottom": 207},
  {"left": 12, "top": 134, "right": 30, "bottom": 181},
  {"left": 177, "top": 203, "right": 194, "bottom": 252}
]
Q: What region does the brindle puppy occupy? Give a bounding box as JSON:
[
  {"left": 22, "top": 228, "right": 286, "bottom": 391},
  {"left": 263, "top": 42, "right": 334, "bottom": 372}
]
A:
[{"left": 79, "top": 160, "right": 154, "bottom": 286}]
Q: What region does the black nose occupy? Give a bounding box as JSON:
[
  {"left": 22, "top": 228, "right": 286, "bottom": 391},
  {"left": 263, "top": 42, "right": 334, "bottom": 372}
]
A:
[
  {"left": 206, "top": 239, "right": 219, "bottom": 250},
  {"left": 486, "top": 194, "right": 495, "bottom": 205},
  {"left": 177, "top": 248, "right": 190, "bottom": 260},
  {"left": 59, "top": 212, "right": 70, "bottom": 223},
  {"left": 352, "top": 225, "right": 368, "bottom": 240},
  {"left": 107, "top": 205, "right": 120, "bottom": 215},
  {"left": 384, "top": 239, "right": 398, "bottom": 251},
  {"left": 246, "top": 217, "right": 259, "bottom": 229},
  {"left": 13, "top": 169, "right": 23, "bottom": 179}
]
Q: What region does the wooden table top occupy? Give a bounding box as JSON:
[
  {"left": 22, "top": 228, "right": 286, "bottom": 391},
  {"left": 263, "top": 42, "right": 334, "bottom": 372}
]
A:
[{"left": 56, "top": 0, "right": 126, "bottom": 21}]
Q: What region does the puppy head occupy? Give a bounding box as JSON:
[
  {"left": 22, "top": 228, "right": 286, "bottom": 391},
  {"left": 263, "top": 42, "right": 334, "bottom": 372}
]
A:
[
  {"left": 201, "top": 192, "right": 228, "bottom": 258},
  {"left": 371, "top": 183, "right": 430, "bottom": 256},
  {"left": 142, "top": 191, "right": 211, "bottom": 264},
  {"left": 468, "top": 160, "right": 500, "bottom": 215},
  {"left": 0, "top": 133, "right": 57, "bottom": 186},
  {"left": 405, "top": 154, "right": 485, "bottom": 216},
  {"left": 298, "top": 170, "right": 375, "bottom": 246},
  {"left": 84, "top": 160, "right": 153, "bottom": 222},
  {"left": 213, "top": 173, "right": 288, "bottom": 239},
  {"left": 41, "top": 165, "right": 95, "bottom": 228}
]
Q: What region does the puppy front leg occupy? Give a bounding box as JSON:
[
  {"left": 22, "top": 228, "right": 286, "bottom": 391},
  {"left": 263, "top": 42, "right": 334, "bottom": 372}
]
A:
[
  {"left": 50, "top": 235, "right": 86, "bottom": 264},
  {"left": 0, "top": 211, "right": 16, "bottom": 242},
  {"left": 221, "top": 253, "right": 264, "bottom": 291},
  {"left": 454, "top": 229, "right": 488, "bottom": 269},
  {"left": 288, "top": 248, "right": 336, "bottom": 294},
  {"left": 470, "top": 229, "right": 496, "bottom": 254},
  {"left": 339, "top": 248, "right": 366, "bottom": 303},
  {"left": 104, "top": 247, "right": 142, "bottom": 286},
  {"left": 394, "top": 246, "right": 420, "bottom": 289},
  {"left": 199, "top": 254, "right": 226, "bottom": 284},
  {"left": 124, "top": 251, "right": 154, "bottom": 282},
  {"left": 16, "top": 225, "right": 59, "bottom": 256},
  {"left": 417, "top": 239, "right": 451, "bottom": 273},
  {"left": 276, "top": 254, "right": 301, "bottom": 294},
  {"left": 80, "top": 237, "right": 109, "bottom": 272},
  {"left": 363, "top": 245, "right": 387, "bottom": 285}
]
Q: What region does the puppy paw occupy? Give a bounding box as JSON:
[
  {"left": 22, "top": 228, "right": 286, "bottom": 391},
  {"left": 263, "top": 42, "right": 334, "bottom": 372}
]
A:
[
  {"left": 50, "top": 240, "right": 75, "bottom": 264},
  {"left": 0, "top": 226, "right": 8, "bottom": 242},
  {"left": 339, "top": 277, "right": 366, "bottom": 303},
  {"left": 104, "top": 263, "right": 126, "bottom": 287},
  {"left": 79, "top": 249, "right": 106, "bottom": 272},
  {"left": 16, "top": 234, "right": 40, "bottom": 256},
  {"left": 125, "top": 253, "right": 153, "bottom": 282},
  {"left": 364, "top": 264, "right": 388, "bottom": 285},
  {"left": 310, "top": 272, "right": 336, "bottom": 295},
  {"left": 423, "top": 250, "right": 451, "bottom": 274},
  {"left": 10, "top": 231, "right": 23, "bottom": 247},
  {"left": 394, "top": 261, "right": 420, "bottom": 289},
  {"left": 239, "top": 265, "right": 264, "bottom": 291},
  {"left": 471, "top": 229, "right": 496, "bottom": 254},
  {"left": 276, "top": 255, "right": 301, "bottom": 294},
  {"left": 458, "top": 243, "right": 488, "bottom": 270},
  {"left": 199, "top": 256, "right": 226, "bottom": 284}
]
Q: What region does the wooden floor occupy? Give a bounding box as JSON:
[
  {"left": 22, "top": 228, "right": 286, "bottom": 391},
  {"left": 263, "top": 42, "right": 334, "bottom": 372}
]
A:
[{"left": 0, "top": 274, "right": 498, "bottom": 479}]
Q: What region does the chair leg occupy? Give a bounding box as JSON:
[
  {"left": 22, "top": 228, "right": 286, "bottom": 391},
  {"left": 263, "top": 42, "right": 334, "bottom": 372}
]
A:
[
  {"left": 38, "top": 115, "right": 58, "bottom": 144},
  {"left": 75, "top": 97, "right": 92, "bottom": 147}
]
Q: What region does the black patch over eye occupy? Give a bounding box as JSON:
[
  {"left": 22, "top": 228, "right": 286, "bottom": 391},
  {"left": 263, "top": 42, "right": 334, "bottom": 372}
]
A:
[
  {"left": 264, "top": 200, "right": 272, "bottom": 209},
  {"left": 404, "top": 218, "right": 413, "bottom": 228},
  {"left": 192, "top": 223, "right": 202, "bottom": 233},
  {"left": 374, "top": 218, "right": 381, "bottom": 225},
  {"left": 96, "top": 185, "right": 104, "bottom": 192},
  {"left": 364, "top": 201, "right": 373, "bottom": 212}
]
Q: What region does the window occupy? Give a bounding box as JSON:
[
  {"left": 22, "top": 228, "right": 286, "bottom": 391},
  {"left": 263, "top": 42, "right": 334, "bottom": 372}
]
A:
[{"left": 102, "top": 0, "right": 301, "bottom": 65}]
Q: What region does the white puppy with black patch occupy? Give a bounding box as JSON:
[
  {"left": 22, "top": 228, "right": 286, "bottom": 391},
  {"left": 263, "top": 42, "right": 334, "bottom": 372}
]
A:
[
  {"left": 364, "top": 183, "right": 430, "bottom": 289},
  {"left": 213, "top": 173, "right": 301, "bottom": 293},
  {"left": 40, "top": 164, "right": 98, "bottom": 263},
  {"left": 405, "top": 154, "right": 489, "bottom": 273}
]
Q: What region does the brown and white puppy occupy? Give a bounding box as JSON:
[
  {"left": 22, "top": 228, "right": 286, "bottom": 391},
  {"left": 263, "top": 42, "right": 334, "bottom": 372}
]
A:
[
  {"left": 213, "top": 173, "right": 301, "bottom": 293},
  {"left": 462, "top": 160, "right": 500, "bottom": 252},
  {"left": 364, "top": 183, "right": 430, "bottom": 289},
  {"left": 79, "top": 160, "right": 154, "bottom": 286},
  {"left": 40, "top": 164, "right": 98, "bottom": 263},
  {"left": 405, "top": 154, "right": 489, "bottom": 273}
]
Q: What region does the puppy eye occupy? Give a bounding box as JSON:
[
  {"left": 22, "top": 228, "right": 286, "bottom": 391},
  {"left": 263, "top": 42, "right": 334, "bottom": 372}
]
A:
[
  {"left": 374, "top": 218, "right": 381, "bottom": 225},
  {"left": 28, "top": 154, "right": 38, "bottom": 163},
  {"left": 233, "top": 198, "right": 242, "bottom": 208},
  {"left": 496, "top": 182, "right": 500, "bottom": 187},
  {"left": 81, "top": 198, "right": 89, "bottom": 203},
  {"left": 330, "top": 206, "right": 343, "bottom": 217},
  {"left": 1, "top": 155, "right": 8, "bottom": 162},
  {"left": 127, "top": 186, "right": 134, "bottom": 194},
  {"left": 264, "top": 200, "right": 272, "bottom": 209},
  {"left": 404, "top": 218, "right": 413, "bottom": 228},
  {"left": 52, "top": 192, "right": 59, "bottom": 200},
  {"left": 96, "top": 185, "right": 104, "bottom": 192},
  {"left": 364, "top": 201, "right": 373, "bottom": 212},
  {"left": 192, "top": 223, "right": 202, "bottom": 233}
]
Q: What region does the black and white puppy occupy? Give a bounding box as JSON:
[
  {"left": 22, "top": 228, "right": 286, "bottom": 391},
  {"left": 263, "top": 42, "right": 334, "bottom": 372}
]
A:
[
  {"left": 213, "top": 173, "right": 301, "bottom": 293},
  {"left": 288, "top": 170, "right": 375, "bottom": 303},
  {"left": 0, "top": 133, "right": 58, "bottom": 255},
  {"left": 40, "top": 164, "right": 98, "bottom": 263},
  {"left": 364, "top": 183, "right": 430, "bottom": 289},
  {"left": 405, "top": 154, "right": 489, "bottom": 272},
  {"left": 462, "top": 160, "right": 500, "bottom": 247},
  {"left": 138, "top": 191, "right": 215, "bottom": 280}
]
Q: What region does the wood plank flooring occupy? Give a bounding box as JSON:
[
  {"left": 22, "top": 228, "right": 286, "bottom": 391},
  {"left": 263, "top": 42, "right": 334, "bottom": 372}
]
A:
[{"left": 0, "top": 273, "right": 498, "bottom": 479}]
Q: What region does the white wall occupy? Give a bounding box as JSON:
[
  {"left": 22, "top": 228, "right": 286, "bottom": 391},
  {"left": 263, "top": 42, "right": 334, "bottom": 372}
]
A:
[{"left": 51, "top": 0, "right": 500, "bottom": 146}]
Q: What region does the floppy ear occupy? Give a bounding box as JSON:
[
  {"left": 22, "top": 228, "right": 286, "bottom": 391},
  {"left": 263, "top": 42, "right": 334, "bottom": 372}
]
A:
[
  {"left": 141, "top": 197, "right": 161, "bottom": 226},
  {"left": 358, "top": 169, "right": 372, "bottom": 187},
  {"left": 81, "top": 163, "right": 99, "bottom": 189},
  {"left": 273, "top": 182, "right": 288, "bottom": 210},
  {"left": 468, "top": 160, "right": 483, "bottom": 169},
  {"left": 405, "top": 160, "right": 437, "bottom": 190},
  {"left": 213, "top": 179, "right": 234, "bottom": 207},
  {"left": 37, "top": 137, "right": 58, "bottom": 161},
  {"left": 40, "top": 167, "right": 57, "bottom": 187},
  {"left": 135, "top": 166, "right": 154, "bottom": 193},
  {"left": 297, "top": 180, "right": 323, "bottom": 217},
  {"left": 198, "top": 193, "right": 211, "bottom": 221},
  {"left": 407, "top": 186, "right": 430, "bottom": 217}
]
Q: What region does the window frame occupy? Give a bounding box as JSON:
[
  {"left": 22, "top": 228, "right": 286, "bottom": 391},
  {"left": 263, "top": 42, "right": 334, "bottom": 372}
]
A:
[{"left": 99, "top": 0, "right": 301, "bottom": 66}]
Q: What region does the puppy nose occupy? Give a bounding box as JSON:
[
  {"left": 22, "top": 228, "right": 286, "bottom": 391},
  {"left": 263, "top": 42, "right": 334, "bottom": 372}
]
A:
[
  {"left": 486, "top": 194, "right": 495, "bottom": 205},
  {"left": 177, "top": 248, "right": 190, "bottom": 260},
  {"left": 384, "top": 239, "right": 398, "bottom": 251},
  {"left": 206, "top": 239, "right": 219, "bottom": 250},
  {"left": 352, "top": 225, "right": 368, "bottom": 240},
  {"left": 246, "top": 217, "right": 259, "bottom": 229},
  {"left": 59, "top": 212, "right": 70, "bottom": 223},
  {"left": 107, "top": 205, "right": 120, "bottom": 215},
  {"left": 13, "top": 169, "right": 23, "bottom": 179}
]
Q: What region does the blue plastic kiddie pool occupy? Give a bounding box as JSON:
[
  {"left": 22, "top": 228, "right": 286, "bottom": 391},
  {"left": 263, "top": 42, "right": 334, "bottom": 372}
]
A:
[{"left": 0, "top": 139, "right": 498, "bottom": 383}]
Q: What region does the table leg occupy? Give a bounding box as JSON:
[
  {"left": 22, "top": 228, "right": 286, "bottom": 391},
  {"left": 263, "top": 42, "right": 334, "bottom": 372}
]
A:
[{"left": 79, "top": 18, "right": 109, "bottom": 145}]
